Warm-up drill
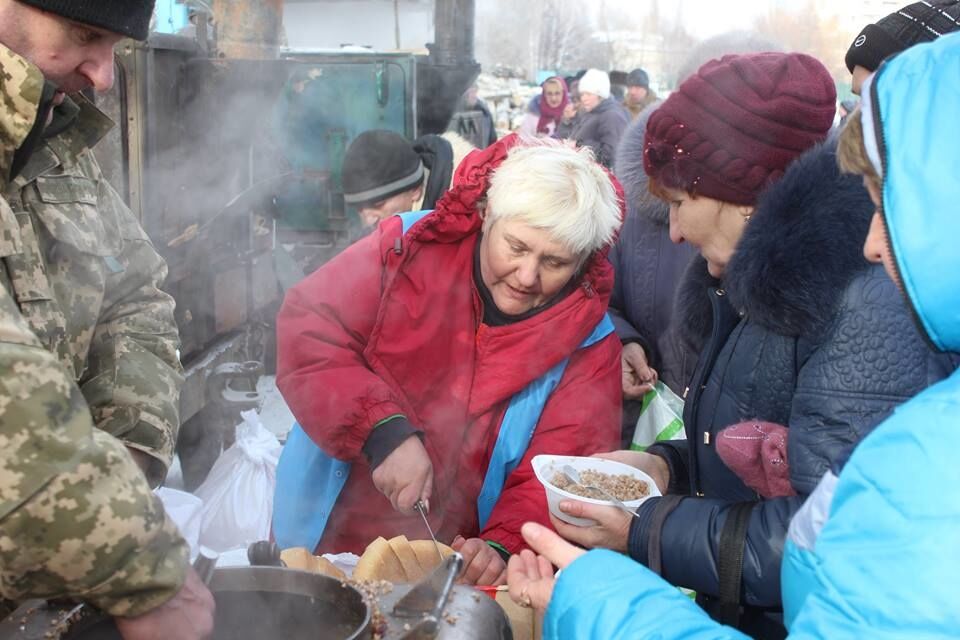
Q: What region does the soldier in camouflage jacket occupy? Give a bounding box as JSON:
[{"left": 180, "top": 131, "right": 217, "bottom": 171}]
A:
[
  {"left": 2, "top": 50, "right": 182, "bottom": 490},
  {"left": 0, "top": 1, "right": 213, "bottom": 636}
]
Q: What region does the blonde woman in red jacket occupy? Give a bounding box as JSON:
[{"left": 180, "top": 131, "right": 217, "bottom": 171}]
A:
[{"left": 273, "top": 134, "right": 623, "bottom": 585}]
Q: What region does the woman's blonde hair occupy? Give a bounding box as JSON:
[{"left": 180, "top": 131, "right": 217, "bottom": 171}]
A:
[
  {"left": 837, "top": 108, "right": 881, "bottom": 194},
  {"left": 485, "top": 137, "right": 621, "bottom": 257}
]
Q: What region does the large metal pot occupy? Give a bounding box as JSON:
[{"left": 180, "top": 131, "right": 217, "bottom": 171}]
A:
[
  {"left": 0, "top": 567, "right": 369, "bottom": 640},
  {"left": 209, "top": 566, "right": 372, "bottom": 638},
  {"left": 0, "top": 555, "right": 511, "bottom": 639}
]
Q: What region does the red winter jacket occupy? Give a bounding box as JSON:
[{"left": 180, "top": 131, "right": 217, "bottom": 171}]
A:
[{"left": 276, "top": 137, "right": 622, "bottom": 554}]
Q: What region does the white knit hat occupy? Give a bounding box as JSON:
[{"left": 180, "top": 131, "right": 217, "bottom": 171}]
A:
[{"left": 578, "top": 69, "right": 611, "bottom": 100}]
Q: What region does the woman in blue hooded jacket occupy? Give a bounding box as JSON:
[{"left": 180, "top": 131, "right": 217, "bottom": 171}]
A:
[{"left": 506, "top": 31, "right": 960, "bottom": 640}]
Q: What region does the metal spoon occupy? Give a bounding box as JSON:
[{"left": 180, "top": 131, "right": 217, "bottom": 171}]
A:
[{"left": 561, "top": 464, "right": 641, "bottom": 519}]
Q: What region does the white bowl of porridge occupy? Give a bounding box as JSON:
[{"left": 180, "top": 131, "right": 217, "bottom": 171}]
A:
[{"left": 532, "top": 454, "right": 661, "bottom": 526}]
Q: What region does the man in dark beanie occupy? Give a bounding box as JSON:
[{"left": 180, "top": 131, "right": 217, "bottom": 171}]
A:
[
  {"left": 343, "top": 130, "right": 427, "bottom": 227},
  {"left": 13, "top": 0, "right": 155, "bottom": 40},
  {"left": 0, "top": 1, "right": 214, "bottom": 637},
  {"left": 624, "top": 67, "right": 658, "bottom": 120},
  {"left": 845, "top": 0, "right": 960, "bottom": 93},
  {"left": 343, "top": 129, "right": 473, "bottom": 228}
]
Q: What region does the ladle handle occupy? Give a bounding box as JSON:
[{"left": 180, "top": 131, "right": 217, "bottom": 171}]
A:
[
  {"left": 193, "top": 547, "right": 219, "bottom": 585},
  {"left": 247, "top": 540, "right": 284, "bottom": 567}
]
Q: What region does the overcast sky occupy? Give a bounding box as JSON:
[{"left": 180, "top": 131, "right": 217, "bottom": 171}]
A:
[
  {"left": 665, "top": 0, "right": 793, "bottom": 37},
  {"left": 599, "top": 0, "right": 852, "bottom": 38},
  {"left": 474, "top": 0, "right": 823, "bottom": 38},
  {"left": 500, "top": 0, "right": 893, "bottom": 40}
]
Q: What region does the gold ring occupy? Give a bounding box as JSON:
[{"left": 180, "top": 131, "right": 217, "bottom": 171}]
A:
[{"left": 518, "top": 585, "right": 532, "bottom": 608}]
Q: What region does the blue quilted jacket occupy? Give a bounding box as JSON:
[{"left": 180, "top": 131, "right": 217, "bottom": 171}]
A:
[{"left": 546, "top": 32, "right": 960, "bottom": 640}]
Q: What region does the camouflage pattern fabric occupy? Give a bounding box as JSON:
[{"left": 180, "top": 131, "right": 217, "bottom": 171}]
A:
[
  {"left": 0, "top": 42, "right": 41, "bottom": 185},
  {"left": 0, "top": 265, "right": 189, "bottom": 615},
  {"left": 0, "top": 44, "right": 188, "bottom": 614},
  {"left": 0, "top": 43, "right": 183, "bottom": 487}
]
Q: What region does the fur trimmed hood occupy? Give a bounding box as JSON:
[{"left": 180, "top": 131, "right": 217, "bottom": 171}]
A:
[
  {"left": 614, "top": 100, "right": 668, "bottom": 225},
  {"left": 677, "top": 141, "right": 875, "bottom": 348}
]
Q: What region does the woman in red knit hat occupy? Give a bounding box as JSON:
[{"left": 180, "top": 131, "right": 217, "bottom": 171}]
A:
[{"left": 525, "top": 52, "right": 954, "bottom": 637}]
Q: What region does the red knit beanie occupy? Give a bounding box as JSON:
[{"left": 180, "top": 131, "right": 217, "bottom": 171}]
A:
[{"left": 644, "top": 52, "right": 836, "bottom": 205}]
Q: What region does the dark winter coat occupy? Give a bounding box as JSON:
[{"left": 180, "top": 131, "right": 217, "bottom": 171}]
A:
[
  {"left": 625, "top": 142, "right": 955, "bottom": 627},
  {"left": 571, "top": 97, "right": 629, "bottom": 169},
  {"left": 470, "top": 99, "right": 498, "bottom": 147},
  {"left": 553, "top": 111, "right": 581, "bottom": 140},
  {"left": 624, "top": 89, "right": 659, "bottom": 120},
  {"left": 610, "top": 104, "right": 699, "bottom": 398}
]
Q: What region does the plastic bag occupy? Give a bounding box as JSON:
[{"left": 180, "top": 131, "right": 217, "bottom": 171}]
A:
[
  {"left": 155, "top": 487, "right": 204, "bottom": 560},
  {"left": 194, "top": 410, "right": 282, "bottom": 552},
  {"left": 630, "top": 381, "right": 685, "bottom": 451}
]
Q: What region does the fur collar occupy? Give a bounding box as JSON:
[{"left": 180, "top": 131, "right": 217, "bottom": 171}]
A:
[
  {"left": 674, "top": 254, "right": 721, "bottom": 353},
  {"left": 676, "top": 141, "right": 875, "bottom": 348},
  {"left": 614, "top": 100, "right": 668, "bottom": 226}
]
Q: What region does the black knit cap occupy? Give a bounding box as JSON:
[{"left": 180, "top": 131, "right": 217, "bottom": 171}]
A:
[
  {"left": 845, "top": 0, "right": 960, "bottom": 72},
  {"left": 342, "top": 130, "right": 424, "bottom": 207},
  {"left": 627, "top": 68, "right": 650, "bottom": 88},
  {"left": 18, "top": 0, "right": 156, "bottom": 40}
]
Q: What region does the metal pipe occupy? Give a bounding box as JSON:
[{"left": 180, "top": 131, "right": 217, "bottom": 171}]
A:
[
  {"left": 394, "top": 0, "right": 402, "bottom": 49},
  {"left": 432, "top": 0, "right": 475, "bottom": 65},
  {"left": 212, "top": 0, "right": 284, "bottom": 59},
  {"left": 418, "top": 0, "right": 479, "bottom": 134}
]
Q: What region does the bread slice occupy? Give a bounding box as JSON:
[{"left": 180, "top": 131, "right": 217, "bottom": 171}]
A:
[
  {"left": 312, "top": 554, "right": 347, "bottom": 580},
  {"left": 353, "top": 536, "right": 407, "bottom": 582},
  {"left": 280, "top": 547, "right": 315, "bottom": 572},
  {"left": 388, "top": 535, "right": 423, "bottom": 582},
  {"left": 280, "top": 547, "right": 347, "bottom": 580},
  {"left": 352, "top": 536, "right": 455, "bottom": 583},
  {"left": 409, "top": 539, "right": 454, "bottom": 576}
]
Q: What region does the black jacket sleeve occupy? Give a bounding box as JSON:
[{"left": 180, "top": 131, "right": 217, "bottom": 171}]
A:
[
  {"left": 628, "top": 493, "right": 803, "bottom": 607},
  {"left": 646, "top": 439, "right": 690, "bottom": 495}
]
